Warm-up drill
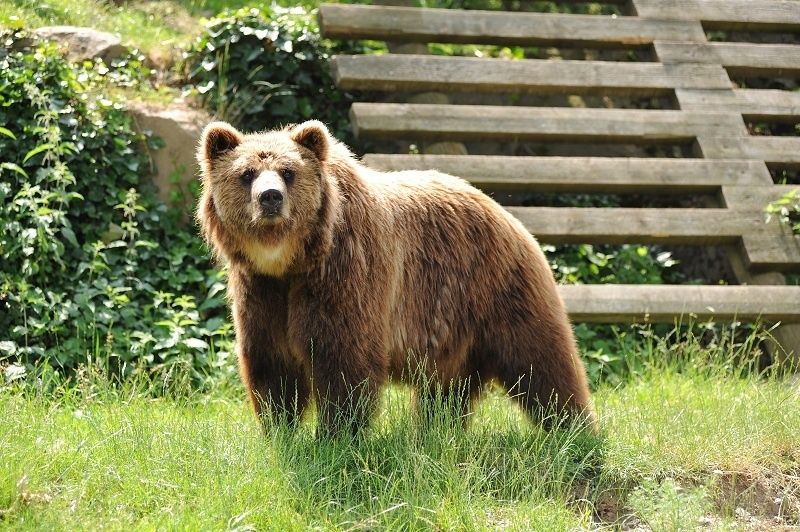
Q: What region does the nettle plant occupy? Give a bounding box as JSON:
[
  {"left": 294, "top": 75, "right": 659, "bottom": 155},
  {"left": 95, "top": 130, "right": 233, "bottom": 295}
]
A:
[
  {"left": 182, "top": 6, "right": 370, "bottom": 146},
  {"left": 766, "top": 189, "right": 800, "bottom": 236},
  {"left": 0, "top": 30, "right": 233, "bottom": 386}
]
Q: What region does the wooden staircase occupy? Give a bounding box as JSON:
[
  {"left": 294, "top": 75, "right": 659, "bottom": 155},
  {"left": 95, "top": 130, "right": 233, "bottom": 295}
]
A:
[{"left": 319, "top": 0, "right": 800, "bottom": 357}]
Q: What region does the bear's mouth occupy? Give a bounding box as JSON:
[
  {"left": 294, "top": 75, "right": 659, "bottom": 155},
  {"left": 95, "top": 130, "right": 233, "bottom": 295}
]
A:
[
  {"left": 262, "top": 208, "right": 282, "bottom": 220},
  {"left": 249, "top": 213, "right": 292, "bottom": 237},
  {"left": 250, "top": 221, "right": 292, "bottom": 249},
  {"left": 251, "top": 208, "right": 288, "bottom": 226}
]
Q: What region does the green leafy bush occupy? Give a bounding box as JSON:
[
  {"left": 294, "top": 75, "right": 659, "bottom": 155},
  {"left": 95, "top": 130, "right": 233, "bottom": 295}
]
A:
[
  {"left": 0, "top": 30, "right": 233, "bottom": 386},
  {"left": 182, "top": 6, "right": 370, "bottom": 145},
  {"left": 546, "top": 244, "right": 677, "bottom": 286},
  {"left": 543, "top": 244, "right": 680, "bottom": 385}
]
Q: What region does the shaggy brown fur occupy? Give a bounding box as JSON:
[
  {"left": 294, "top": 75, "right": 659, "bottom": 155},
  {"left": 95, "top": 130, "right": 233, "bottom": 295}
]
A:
[{"left": 197, "top": 120, "right": 594, "bottom": 436}]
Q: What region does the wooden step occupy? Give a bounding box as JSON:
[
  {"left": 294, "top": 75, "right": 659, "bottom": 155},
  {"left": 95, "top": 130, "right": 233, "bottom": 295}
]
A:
[
  {"left": 350, "top": 103, "right": 748, "bottom": 142},
  {"left": 559, "top": 284, "right": 800, "bottom": 323},
  {"left": 656, "top": 42, "right": 800, "bottom": 77},
  {"left": 332, "top": 54, "right": 731, "bottom": 95},
  {"left": 319, "top": 3, "right": 705, "bottom": 47},
  {"left": 633, "top": 0, "right": 800, "bottom": 31},
  {"left": 507, "top": 205, "right": 800, "bottom": 269},
  {"left": 677, "top": 89, "right": 800, "bottom": 121},
  {"left": 699, "top": 136, "right": 800, "bottom": 167},
  {"left": 721, "top": 184, "right": 800, "bottom": 209},
  {"left": 507, "top": 206, "right": 762, "bottom": 245},
  {"left": 362, "top": 155, "right": 772, "bottom": 192}
]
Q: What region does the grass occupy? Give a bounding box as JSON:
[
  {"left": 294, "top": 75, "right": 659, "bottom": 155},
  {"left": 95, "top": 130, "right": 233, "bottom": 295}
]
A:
[
  {"left": 0, "top": 0, "right": 363, "bottom": 60},
  {"left": 2, "top": 337, "right": 799, "bottom": 530},
  {"left": 2, "top": 0, "right": 198, "bottom": 60}
]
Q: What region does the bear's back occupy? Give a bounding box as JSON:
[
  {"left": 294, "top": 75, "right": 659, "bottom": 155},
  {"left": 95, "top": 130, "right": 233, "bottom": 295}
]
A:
[{"left": 351, "top": 166, "right": 552, "bottom": 369}]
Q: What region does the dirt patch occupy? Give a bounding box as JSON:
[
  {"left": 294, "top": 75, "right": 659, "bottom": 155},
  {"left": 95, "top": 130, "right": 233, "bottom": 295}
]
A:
[
  {"left": 591, "top": 489, "right": 647, "bottom": 530},
  {"left": 713, "top": 469, "right": 800, "bottom": 525},
  {"left": 579, "top": 469, "right": 800, "bottom": 530}
]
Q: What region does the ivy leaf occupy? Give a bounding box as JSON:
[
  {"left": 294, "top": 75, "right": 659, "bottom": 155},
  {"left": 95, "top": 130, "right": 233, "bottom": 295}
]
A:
[
  {"left": 206, "top": 282, "right": 225, "bottom": 298},
  {"left": 0, "top": 341, "right": 17, "bottom": 355}
]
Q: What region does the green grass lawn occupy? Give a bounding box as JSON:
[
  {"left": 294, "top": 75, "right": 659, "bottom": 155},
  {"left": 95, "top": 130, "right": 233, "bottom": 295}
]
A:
[{"left": 2, "top": 357, "right": 799, "bottom": 530}]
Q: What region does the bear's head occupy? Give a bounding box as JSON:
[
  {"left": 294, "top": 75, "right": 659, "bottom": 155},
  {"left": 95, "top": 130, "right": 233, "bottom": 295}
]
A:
[{"left": 197, "top": 120, "right": 338, "bottom": 276}]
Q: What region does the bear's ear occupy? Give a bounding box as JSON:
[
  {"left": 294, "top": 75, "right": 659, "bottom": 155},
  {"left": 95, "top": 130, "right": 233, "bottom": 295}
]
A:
[
  {"left": 199, "top": 121, "right": 242, "bottom": 164},
  {"left": 290, "top": 120, "right": 330, "bottom": 161}
]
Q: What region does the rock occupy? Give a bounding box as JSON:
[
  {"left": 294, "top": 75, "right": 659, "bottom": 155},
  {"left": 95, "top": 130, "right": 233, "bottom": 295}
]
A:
[
  {"left": 129, "top": 101, "right": 211, "bottom": 210},
  {"left": 424, "top": 142, "right": 469, "bottom": 156},
  {"left": 33, "top": 26, "right": 128, "bottom": 62},
  {"left": 388, "top": 42, "right": 429, "bottom": 55},
  {"left": 408, "top": 92, "right": 451, "bottom": 106}
]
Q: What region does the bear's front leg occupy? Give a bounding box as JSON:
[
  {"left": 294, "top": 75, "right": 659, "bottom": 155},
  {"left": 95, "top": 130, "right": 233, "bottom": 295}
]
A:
[
  {"left": 303, "top": 330, "right": 387, "bottom": 438},
  {"left": 311, "top": 341, "right": 386, "bottom": 438},
  {"left": 239, "top": 350, "right": 311, "bottom": 429},
  {"left": 232, "top": 271, "right": 311, "bottom": 429}
]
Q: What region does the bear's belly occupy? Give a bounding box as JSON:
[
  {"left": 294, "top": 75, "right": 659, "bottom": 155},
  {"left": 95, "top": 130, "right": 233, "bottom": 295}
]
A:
[{"left": 385, "top": 328, "right": 472, "bottom": 385}]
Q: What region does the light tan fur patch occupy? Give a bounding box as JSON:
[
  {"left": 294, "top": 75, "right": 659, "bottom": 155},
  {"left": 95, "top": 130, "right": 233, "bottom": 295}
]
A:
[{"left": 242, "top": 239, "right": 295, "bottom": 277}]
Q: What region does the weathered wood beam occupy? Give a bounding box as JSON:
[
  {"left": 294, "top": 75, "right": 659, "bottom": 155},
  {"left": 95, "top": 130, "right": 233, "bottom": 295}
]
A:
[
  {"left": 362, "top": 155, "right": 772, "bottom": 192},
  {"left": 560, "top": 284, "right": 800, "bottom": 323},
  {"left": 351, "top": 103, "right": 748, "bottom": 142},
  {"left": 333, "top": 54, "right": 730, "bottom": 94},
  {"left": 320, "top": 4, "right": 704, "bottom": 47}
]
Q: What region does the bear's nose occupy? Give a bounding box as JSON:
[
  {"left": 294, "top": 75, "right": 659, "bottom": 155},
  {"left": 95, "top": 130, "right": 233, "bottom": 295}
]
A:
[{"left": 259, "top": 189, "right": 283, "bottom": 213}]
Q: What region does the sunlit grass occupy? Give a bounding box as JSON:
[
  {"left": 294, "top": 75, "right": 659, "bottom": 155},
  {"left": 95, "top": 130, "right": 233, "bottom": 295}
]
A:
[
  {"left": 1, "top": 0, "right": 198, "bottom": 58},
  {"left": 0, "top": 0, "right": 367, "bottom": 60},
  {"left": 2, "top": 333, "right": 799, "bottom": 529}
]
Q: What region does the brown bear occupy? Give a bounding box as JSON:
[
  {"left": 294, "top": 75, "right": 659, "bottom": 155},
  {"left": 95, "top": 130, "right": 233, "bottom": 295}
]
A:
[{"left": 197, "top": 119, "right": 594, "bottom": 436}]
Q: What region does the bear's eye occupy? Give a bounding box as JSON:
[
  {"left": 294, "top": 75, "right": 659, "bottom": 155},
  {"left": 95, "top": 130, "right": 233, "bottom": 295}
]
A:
[
  {"left": 281, "top": 168, "right": 295, "bottom": 184},
  {"left": 240, "top": 169, "right": 255, "bottom": 186}
]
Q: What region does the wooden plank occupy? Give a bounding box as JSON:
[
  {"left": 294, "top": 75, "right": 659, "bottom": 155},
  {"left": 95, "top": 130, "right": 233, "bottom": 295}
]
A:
[
  {"left": 699, "top": 136, "right": 800, "bottom": 167},
  {"left": 721, "top": 185, "right": 800, "bottom": 269},
  {"left": 740, "top": 235, "right": 800, "bottom": 270},
  {"left": 506, "top": 206, "right": 768, "bottom": 245},
  {"left": 333, "top": 54, "right": 731, "bottom": 95},
  {"left": 319, "top": 4, "right": 705, "bottom": 47},
  {"left": 721, "top": 184, "right": 800, "bottom": 209},
  {"left": 633, "top": 0, "right": 800, "bottom": 31},
  {"left": 351, "top": 103, "right": 748, "bottom": 143},
  {"left": 677, "top": 89, "right": 800, "bottom": 121},
  {"left": 656, "top": 42, "right": 800, "bottom": 77},
  {"left": 559, "top": 284, "right": 800, "bottom": 323},
  {"left": 362, "top": 154, "right": 772, "bottom": 192}
]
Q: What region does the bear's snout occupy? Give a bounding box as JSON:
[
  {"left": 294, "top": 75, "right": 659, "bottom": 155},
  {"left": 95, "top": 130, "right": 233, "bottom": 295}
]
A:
[
  {"left": 259, "top": 189, "right": 283, "bottom": 216},
  {"left": 252, "top": 170, "right": 287, "bottom": 218}
]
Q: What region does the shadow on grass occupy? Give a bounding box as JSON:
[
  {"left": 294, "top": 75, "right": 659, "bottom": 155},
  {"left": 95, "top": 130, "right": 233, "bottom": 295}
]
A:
[{"left": 264, "top": 386, "right": 607, "bottom": 529}]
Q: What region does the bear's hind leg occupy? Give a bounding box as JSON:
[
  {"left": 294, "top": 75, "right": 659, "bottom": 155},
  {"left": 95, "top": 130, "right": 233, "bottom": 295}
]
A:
[
  {"left": 313, "top": 375, "right": 381, "bottom": 439},
  {"left": 496, "top": 343, "right": 595, "bottom": 431}
]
